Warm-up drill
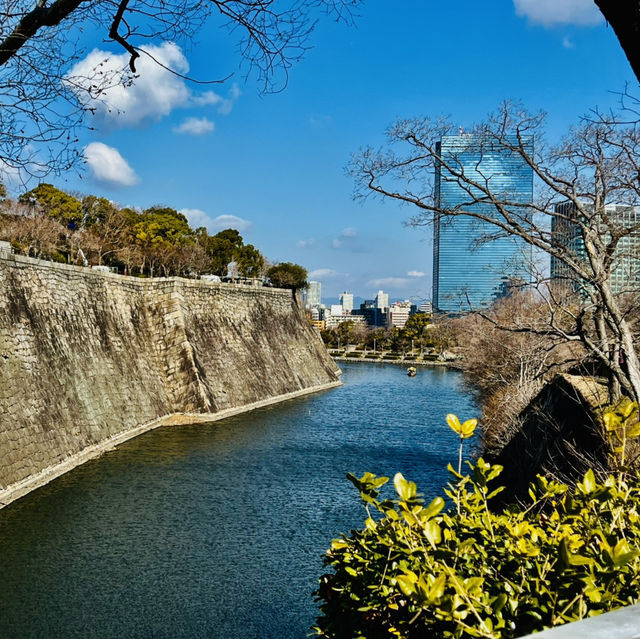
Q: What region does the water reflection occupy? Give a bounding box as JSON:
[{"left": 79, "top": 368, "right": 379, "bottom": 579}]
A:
[{"left": 0, "top": 363, "right": 475, "bottom": 639}]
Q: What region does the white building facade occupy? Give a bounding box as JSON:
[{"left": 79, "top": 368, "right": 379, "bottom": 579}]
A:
[
  {"left": 306, "top": 281, "right": 322, "bottom": 306},
  {"left": 339, "top": 291, "right": 354, "bottom": 313},
  {"left": 375, "top": 290, "right": 388, "bottom": 310},
  {"left": 388, "top": 301, "right": 412, "bottom": 328}
]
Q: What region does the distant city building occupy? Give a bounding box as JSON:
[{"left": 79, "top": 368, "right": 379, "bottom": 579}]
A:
[
  {"left": 339, "top": 291, "right": 354, "bottom": 313},
  {"left": 552, "top": 202, "right": 640, "bottom": 295},
  {"left": 306, "top": 281, "right": 322, "bottom": 307},
  {"left": 375, "top": 290, "right": 389, "bottom": 310},
  {"left": 388, "top": 301, "right": 412, "bottom": 328},
  {"left": 433, "top": 135, "right": 533, "bottom": 314},
  {"left": 418, "top": 302, "right": 433, "bottom": 314},
  {"left": 353, "top": 299, "right": 387, "bottom": 327},
  {"left": 324, "top": 313, "right": 367, "bottom": 329},
  {"left": 330, "top": 304, "right": 343, "bottom": 316},
  {"left": 311, "top": 320, "right": 325, "bottom": 331}
]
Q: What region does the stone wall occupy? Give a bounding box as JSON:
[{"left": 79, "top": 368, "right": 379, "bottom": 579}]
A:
[{"left": 0, "top": 253, "right": 340, "bottom": 506}]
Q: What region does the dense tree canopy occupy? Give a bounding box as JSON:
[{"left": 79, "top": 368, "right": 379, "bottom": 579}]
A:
[
  {"left": 266, "top": 262, "right": 307, "bottom": 290},
  {"left": 236, "top": 243, "right": 265, "bottom": 278},
  {"left": 320, "top": 314, "right": 434, "bottom": 353},
  {"left": 1, "top": 184, "right": 275, "bottom": 279},
  {"left": 19, "top": 183, "right": 82, "bottom": 226}
]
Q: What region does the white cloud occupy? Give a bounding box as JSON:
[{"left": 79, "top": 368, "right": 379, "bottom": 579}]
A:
[
  {"left": 0, "top": 159, "right": 23, "bottom": 186},
  {"left": 309, "top": 268, "right": 340, "bottom": 279},
  {"left": 178, "top": 210, "right": 252, "bottom": 234},
  {"left": 217, "top": 98, "right": 235, "bottom": 116},
  {"left": 209, "top": 214, "right": 253, "bottom": 233},
  {"left": 297, "top": 238, "right": 316, "bottom": 248},
  {"left": 179, "top": 208, "right": 214, "bottom": 230},
  {"left": 513, "top": 0, "right": 602, "bottom": 26},
  {"left": 191, "top": 84, "right": 241, "bottom": 114},
  {"left": 173, "top": 117, "right": 215, "bottom": 135},
  {"left": 332, "top": 227, "right": 357, "bottom": 249},
  {"left": 562, "top": 36, "right": 575, "bottom": 49},
  {"left": 367, "top": 277, "right": 410, "bottom": 289},
  {"left": 66, "top": 46, "right": 240, "bottom": 129},
  {"left": 407, "top": 270, "right": 425, "bottom": 277},
  {"left": 67, "top": 43, "right": 190, "bottom": 129},
  {"left": 192, "top": 91, "right": 223, "bottom": 107},
  {"left": 83, "top": 142, "right": 139, "bottom": 187}
]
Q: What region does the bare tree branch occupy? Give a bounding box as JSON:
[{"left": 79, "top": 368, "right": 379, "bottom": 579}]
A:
[{"left": 350, "top": 102, "right": 640, "bottom": 404}]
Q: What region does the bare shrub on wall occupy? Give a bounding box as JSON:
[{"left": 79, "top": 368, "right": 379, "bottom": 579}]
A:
[
  {"left": 448, "top": 292, "right": 585, "bottom": 447},
  {"left": 0, "top": 206, "right": 66, "bottom": 259}
]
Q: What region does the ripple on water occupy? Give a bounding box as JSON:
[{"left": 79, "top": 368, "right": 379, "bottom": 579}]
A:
[{"left": 0, "top": 362, "right": 475, "bottom": 639}]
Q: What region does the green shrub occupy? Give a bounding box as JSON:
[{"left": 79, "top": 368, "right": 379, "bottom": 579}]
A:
[
  {"left": 346, "top": 352, "right": 362, "bottom": 358},
  {"left": 314, "top": 409, "right": 640, "bottom": 639}
]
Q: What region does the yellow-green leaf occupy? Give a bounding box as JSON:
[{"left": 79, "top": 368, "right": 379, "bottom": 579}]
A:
[
  {"left": 446, "top": 413, "right": 462, "bottom": 434},
  {"left": 422, "top": 496, "right": 445, "bottom": 520},
  {"left": 428, "top": 573, "right": 446, "bottom": 603},
  {"left": 559, "top": 538, "right": 593, "bottom": 567},
  {"left": 460, "top": 418, "right": 478, "bottom": 438},
  {"left": 620, "top": 398, "right": 637, "bottom": 419},
  {"left": 582, "top": 469, "right": 596, "bottom": 494},
  {"left": 393, "top": 472, "right": 417, "bottom": 501},
  {"left": 395, "top": 574, "right": 415, "bottom": 596},
  {"left": 612, "top": 539, "right": 640, "bottom": 567},
  {"left": 424, "top": 520, "right": 442, "bottom": 548},
  {"left": 604, "top": 411, "right": 622, "bottom": 431}
]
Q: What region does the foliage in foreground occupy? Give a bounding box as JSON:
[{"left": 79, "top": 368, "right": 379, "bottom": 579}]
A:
[{"left": 314, "top": 412, "right": 640, "bottom": 639}]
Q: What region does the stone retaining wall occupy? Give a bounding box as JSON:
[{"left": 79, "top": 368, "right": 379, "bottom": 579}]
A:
[{"left": 0, "top": 254, "right": 341, "bottom": 507}]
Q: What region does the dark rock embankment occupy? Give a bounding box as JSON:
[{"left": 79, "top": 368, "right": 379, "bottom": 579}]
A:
[
  {"left": 0, "top": 253, "right": 340, "bottom": 507},
  {"left": 485, "top": 374, "right": 613, "bottom": 502}
]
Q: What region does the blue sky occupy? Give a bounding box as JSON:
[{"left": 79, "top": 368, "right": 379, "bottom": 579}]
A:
[{"left": 20, "top": 0, "right": 636, "bottom": 301}]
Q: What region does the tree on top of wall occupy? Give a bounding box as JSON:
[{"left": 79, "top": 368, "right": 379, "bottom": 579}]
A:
[{"left": 266, "top": 262, "right": 307, "bottom": 290}]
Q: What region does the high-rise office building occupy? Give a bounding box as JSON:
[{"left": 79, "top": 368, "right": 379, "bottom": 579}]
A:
[
  {"left": 552, "top": 202, "right": 640, "bottom": 295},
  {"left": 375, "top": 290, "right": 388, "bottom": 310},
  {"left": 388, "top": 301, "right": 412, "bottom": 328},
  {"left": 306, "top": 280, "right": 322, "bottom": 307},
  {"left": 433, "top": 135, "right": 533, "bottom": 313},
  {"left": 353, "top": 299, "right": 387, "bottom": 327},
  {"left": 339, "top": 291, "right": 354, "bottom": 313}
]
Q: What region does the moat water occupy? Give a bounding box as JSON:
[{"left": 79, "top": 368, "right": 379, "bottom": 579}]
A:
[{"left": 0, "top": 362, "right": 475, "bottom": 639}]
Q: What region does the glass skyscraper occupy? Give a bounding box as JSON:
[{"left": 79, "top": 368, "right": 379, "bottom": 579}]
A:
[
  {"left": 306, "top": 280, "right": 322, "bottom": 306},
  {"left": 551, "top": 202, "right": 640, "bottom": 295},
  {"left": 432, "top": 135, "right": 533, "bottom": 313}
]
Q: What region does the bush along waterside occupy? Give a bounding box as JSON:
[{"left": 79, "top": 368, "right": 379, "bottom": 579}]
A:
[{"left": 314, "top": 407, "right": 640, "bottom": 639}]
